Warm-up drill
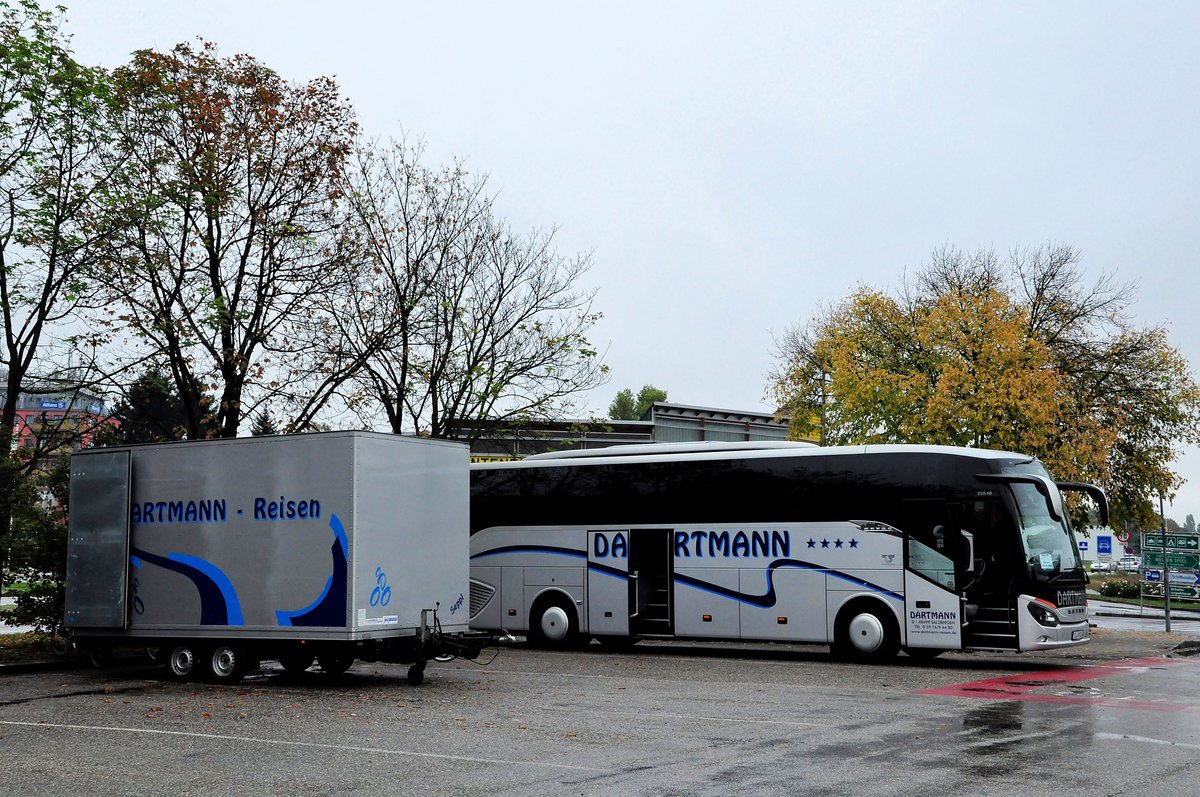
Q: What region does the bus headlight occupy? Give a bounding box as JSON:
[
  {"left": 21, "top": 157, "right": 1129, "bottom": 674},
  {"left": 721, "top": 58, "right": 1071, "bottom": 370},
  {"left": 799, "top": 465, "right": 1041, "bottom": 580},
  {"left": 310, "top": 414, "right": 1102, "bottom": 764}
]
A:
[{"left": 1027, "top": 602, "right": 1060, "bottom": 627}]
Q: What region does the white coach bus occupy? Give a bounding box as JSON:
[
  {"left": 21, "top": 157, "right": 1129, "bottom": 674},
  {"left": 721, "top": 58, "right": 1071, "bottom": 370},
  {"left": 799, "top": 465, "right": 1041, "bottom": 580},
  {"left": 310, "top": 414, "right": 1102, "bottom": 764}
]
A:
[{"left": 467, "top": 442, "right": 1107, "bottom": 661}]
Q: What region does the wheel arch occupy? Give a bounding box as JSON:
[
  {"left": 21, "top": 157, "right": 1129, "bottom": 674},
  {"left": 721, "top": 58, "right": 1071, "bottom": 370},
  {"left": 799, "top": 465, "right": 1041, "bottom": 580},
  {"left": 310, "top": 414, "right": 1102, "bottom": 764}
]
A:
[
  {"left": 527, "top": 587, "right": 582, "bottom": 633},
  {"left": 829, "top": 592, "right": 905, "bottom": 643}
]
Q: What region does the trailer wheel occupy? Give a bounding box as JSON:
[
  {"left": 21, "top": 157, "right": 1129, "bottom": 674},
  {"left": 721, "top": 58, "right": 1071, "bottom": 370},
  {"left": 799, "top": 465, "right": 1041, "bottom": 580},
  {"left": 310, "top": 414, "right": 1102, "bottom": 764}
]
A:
[
  {"left": 529, "top": 594, "right": 579, "bottom": 649},
  {"left": 87, "top": 646, "right": 113, "bottom": 669},
  {"left": 278, "top": 651, "right": 315, "bottom": 675},
  {"left": 167, "top": 644, "right": 198, "bottom": 681},
  {"left": 407, "top": 662, "right": 426, "bottom": 686},
  {"left": 833, "top": 600, "right": 899, "bottom": 663},
  {"left": 317, "top": 652, "right": 355, "bottom": 676},
  {"left": 208, "top": 644, "right": 250, "bottom": 684}
]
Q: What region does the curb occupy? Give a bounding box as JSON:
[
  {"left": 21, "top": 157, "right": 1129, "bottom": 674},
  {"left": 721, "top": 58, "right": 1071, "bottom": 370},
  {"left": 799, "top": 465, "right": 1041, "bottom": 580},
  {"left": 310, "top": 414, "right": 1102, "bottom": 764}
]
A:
[{"left": 1091, "top": 610, "right": 1200, "bottom": 621}]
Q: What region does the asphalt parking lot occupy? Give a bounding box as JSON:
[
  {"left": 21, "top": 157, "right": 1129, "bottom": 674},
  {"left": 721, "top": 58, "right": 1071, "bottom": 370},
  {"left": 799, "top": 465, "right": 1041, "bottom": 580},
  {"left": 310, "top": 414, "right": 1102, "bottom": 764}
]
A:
[{"left": 2, "top": 630, "right": 1199, "bottom": 796}]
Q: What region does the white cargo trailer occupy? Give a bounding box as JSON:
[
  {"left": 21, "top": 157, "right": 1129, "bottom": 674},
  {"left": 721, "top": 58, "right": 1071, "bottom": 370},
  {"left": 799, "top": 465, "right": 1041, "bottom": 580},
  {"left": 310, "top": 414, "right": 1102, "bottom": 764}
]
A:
[{"left": 64, "top": 432, "right": 482, "bottom": 684}]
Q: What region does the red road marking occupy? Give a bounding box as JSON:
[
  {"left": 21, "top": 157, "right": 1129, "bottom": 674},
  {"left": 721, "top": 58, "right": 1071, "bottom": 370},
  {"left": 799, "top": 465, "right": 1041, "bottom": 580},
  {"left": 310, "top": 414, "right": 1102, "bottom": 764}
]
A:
[{"left": 918, "top": 657, "right": 1200, "bottom": 712}]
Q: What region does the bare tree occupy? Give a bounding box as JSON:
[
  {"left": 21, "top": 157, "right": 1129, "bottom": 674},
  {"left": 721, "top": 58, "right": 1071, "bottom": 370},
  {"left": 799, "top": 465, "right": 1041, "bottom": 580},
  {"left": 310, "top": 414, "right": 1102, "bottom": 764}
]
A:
[
  {"left": 338, "top": 139, "right": 606, "bottom": 438},
  {"left": 414, "top": 221, "right": 605, "bottom": 440},
  {"left": 101, "top": 41, "right": 359, "bottom": 438}
]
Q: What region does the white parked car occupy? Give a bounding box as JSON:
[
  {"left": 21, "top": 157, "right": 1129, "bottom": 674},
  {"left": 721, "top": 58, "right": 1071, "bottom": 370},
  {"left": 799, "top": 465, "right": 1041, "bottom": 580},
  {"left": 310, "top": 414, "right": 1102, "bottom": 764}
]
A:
[
  {"left": 1117, "top": 556, "right": 1141, "bottom": 572},
  {"left": 1090, "top": 559, "right": 1116, "bottom": 573}
]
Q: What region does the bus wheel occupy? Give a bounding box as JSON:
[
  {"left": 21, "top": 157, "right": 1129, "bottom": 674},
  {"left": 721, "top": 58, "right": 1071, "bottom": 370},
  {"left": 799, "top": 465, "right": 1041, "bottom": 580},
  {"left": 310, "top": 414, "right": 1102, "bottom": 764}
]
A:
[
  {"left": 834, "top": 601, "right": 899, "bottom": 662},
  {"left": 529, "top": 595, "right": 579, "bottom": 649}
]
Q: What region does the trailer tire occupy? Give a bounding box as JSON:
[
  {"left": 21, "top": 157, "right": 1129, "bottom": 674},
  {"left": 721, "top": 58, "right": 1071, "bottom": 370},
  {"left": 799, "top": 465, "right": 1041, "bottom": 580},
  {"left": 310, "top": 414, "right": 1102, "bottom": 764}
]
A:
[
  {"left": 207, "top": 644, "right": 251, "bottom": 684},
  {"left": 833, "top": 599, "right": 899, "bottom": 663},
  {"left": 87, "top": 646, "right": 113, "bottom": 669},
  {"left": 278, "top": 651, "right": 315, "bottom": 675},
  {"left": 317, "top": 652, "right": 355, "bottom": 676},
  {"left": 529, "top": 593, "right": 579, "bottom": 649},
  {"left": 167, "top": 644, "right": 198, "bottom": 681},
  {"left": 408, "top": 662, "right": 426, "bottom": 686}
]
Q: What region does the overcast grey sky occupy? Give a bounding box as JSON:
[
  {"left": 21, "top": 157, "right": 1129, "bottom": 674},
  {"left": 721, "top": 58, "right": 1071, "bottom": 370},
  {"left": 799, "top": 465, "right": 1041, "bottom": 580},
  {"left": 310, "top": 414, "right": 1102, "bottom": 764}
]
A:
[{"left": 63, "top": 1, "right": 1200, "bottom": 520}]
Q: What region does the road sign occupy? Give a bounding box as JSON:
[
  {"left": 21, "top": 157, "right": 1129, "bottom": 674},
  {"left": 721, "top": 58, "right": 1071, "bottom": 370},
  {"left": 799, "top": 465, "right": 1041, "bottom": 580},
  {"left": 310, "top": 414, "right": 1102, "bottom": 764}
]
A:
[
  {"left": 1116, "top": 529, "right": 1131, "bottom": 543},
  {"left": 1142, "top": 533, "right": 1200, "bottom": 551},
  {"left": 1078, "top": 541, "right": 1089, "bottom": 551},
  {"left": 1143, "top": 583, "right": 1200, "bottom": 601},
  {"left": 1142, "top": 550, "right": 1200, "bottom": 570},
  {"left": 1168, "top": 570, "right": 1200, "bottom": 584},
  {"left": 1144, "top": 569, "right": 1162, "bottom": 582},
  {"left": 1097, "top": 536, "right": 1112, "bottom": 555}
]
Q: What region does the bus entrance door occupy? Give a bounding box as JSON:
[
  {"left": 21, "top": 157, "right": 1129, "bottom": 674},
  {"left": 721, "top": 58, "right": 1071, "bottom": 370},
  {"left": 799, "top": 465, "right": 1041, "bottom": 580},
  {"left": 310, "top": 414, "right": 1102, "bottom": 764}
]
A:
[
  {"left": 630, "top": 528, "right": 674, "bottom": 636},
  {"left": 902, "top": 499, "right": 964, "bottom": 651},
  {"left": 587, "top": 530, "right": 630, "bottom": 636}
]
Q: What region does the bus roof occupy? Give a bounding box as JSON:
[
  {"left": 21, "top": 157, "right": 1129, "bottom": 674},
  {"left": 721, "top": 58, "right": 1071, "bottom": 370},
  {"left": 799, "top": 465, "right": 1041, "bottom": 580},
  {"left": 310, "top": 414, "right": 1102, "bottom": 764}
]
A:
[
  {"left": 522, "top": 441, "right": 817, "bottom": 460},
  {"left": 474, "top": 443, "right": 1032, "bottom": 470}
]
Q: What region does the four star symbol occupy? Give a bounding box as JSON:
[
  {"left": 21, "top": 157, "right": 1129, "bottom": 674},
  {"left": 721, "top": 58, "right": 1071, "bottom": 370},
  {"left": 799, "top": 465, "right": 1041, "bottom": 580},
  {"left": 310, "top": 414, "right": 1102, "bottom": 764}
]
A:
[{"left": 805, "top": 537, "right": 859, "bottom": 550}]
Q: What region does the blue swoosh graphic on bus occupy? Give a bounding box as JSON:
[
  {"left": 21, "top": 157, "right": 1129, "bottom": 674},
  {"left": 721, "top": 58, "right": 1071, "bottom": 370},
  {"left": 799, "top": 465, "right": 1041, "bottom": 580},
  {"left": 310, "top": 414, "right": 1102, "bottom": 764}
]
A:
[
  {"left": 129, "top": 547, "right": 243, "bottom": 625},
  {"left": 471, "top": 545, "right": 587, "bottom": 561},
  {"left": 674, "top": 559, "right": 904, "bottom": 606},
  {"left": 586, "top": 561, "right": 629, "bottom": 580}
]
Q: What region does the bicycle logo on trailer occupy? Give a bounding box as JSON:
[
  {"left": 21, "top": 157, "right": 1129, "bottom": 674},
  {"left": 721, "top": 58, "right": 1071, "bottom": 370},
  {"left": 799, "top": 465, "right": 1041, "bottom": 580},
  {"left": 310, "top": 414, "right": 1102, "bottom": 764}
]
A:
[{"left": 370, "top": 567, "right": 392, "bottom": 607}]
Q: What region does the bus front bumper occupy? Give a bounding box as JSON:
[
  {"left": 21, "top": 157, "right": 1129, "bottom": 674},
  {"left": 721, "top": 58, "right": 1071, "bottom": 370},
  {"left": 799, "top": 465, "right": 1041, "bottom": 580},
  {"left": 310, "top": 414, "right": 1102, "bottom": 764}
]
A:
[{"left": 1017, "top": 594, "right": 1090, "bottom": 650}]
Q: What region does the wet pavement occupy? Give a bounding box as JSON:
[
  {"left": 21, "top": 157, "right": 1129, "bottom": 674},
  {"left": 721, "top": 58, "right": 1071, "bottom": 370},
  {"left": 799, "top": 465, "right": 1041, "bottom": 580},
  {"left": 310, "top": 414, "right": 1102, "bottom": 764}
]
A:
[{"left": 1, "top": 630, "right": 1199, "bottom": 796}]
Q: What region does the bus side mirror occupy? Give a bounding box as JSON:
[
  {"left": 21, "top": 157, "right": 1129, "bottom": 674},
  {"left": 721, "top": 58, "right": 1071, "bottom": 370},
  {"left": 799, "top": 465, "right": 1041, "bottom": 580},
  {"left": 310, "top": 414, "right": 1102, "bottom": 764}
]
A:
[{"left": 961, "top": 530, "right": 975, "bottom": 572}]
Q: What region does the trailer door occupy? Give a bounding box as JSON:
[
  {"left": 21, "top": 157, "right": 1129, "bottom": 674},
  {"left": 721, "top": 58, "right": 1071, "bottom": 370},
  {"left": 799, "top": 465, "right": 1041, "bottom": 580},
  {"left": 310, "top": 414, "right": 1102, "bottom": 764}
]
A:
[{"left": 65, "top": 451, "right": 132, "bottom": 629}]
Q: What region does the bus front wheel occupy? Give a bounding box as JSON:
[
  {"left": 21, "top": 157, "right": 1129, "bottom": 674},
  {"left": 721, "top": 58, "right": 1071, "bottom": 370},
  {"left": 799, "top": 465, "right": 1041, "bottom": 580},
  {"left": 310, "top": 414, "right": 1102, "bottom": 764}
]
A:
[
  {"left": 834, "top": 601, "right": 899, "bottom": 663},
  {"left": 529, "top": 595, "right": 579, "bottom": 649}
]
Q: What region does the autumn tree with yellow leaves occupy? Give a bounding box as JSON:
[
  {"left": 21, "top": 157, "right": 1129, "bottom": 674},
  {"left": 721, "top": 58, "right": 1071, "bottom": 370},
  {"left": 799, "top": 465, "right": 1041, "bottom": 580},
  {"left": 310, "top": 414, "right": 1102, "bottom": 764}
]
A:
[{"left": 770, "top": 244, "right": 1200, "bottom": 528}]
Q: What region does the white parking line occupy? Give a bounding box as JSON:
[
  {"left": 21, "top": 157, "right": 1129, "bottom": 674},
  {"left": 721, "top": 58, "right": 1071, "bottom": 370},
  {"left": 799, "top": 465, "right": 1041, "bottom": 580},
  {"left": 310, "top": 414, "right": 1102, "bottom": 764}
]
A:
[
  {"left": 585, "top": 708, "right": 829, "bottom": 728},
  {"left": 1095, "top": 732, "right": 1200, "bottom": 751},
  {"left": 0, "top": 720, "right": 606, "bottom": 772}
]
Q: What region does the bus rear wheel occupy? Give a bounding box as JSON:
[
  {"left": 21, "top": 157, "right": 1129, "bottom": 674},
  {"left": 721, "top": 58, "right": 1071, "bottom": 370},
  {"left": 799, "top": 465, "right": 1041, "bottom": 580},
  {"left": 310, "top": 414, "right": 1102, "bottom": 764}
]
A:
[
  {"left": 529, "top": 595, "right": 579, "bottom": 649},
  {"left": 834, "top": 601, "right": 899, "bottom": 663}
]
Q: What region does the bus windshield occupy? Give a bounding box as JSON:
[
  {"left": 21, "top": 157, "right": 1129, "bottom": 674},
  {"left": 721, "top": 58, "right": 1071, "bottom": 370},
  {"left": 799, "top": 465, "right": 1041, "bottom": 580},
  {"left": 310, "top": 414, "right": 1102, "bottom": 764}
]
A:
[{"left": 1010, "top": 480, "right": 1082, "bottom": 576}]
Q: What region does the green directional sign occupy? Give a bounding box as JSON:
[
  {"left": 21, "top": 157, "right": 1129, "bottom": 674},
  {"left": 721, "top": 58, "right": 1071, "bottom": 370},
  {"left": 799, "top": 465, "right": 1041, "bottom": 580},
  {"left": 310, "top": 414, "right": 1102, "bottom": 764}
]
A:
[
  {"left": 1143, "top": 583, "right": 1200, "bottom": 601},
  {"left": 1143, "top": 533, "right": 1200, "bottom": 551},
  {"left": 1143, "top": 550, "right": 1200, "bottom": 570}
]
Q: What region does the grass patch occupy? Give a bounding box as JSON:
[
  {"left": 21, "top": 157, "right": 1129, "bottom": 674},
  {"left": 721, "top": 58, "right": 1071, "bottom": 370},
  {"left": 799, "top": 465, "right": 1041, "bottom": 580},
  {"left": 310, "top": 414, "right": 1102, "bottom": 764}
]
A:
[{"left": 0, "top": 631, "right": 57, "bottom": 664}]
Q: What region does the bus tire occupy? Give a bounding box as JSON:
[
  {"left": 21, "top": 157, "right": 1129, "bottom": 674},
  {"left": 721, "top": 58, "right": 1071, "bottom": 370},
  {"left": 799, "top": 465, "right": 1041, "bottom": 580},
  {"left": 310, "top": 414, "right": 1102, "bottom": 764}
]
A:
[
  {"left": 833, "top": 600, "right": 899, "bottom": 662},
  {"left": 529, "top": 593, "right": 579, "bottom": 649}
]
